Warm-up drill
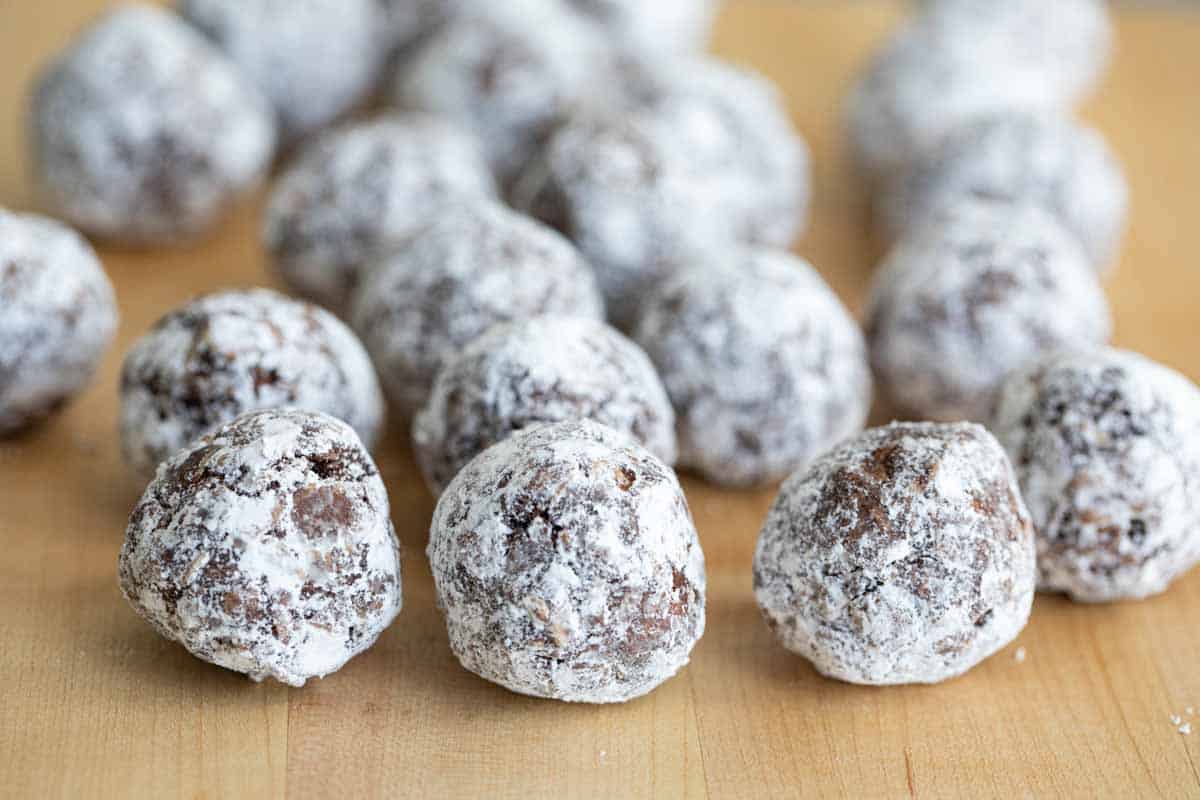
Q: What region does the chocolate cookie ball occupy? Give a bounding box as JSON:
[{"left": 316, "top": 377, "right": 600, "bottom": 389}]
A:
[
  {"left": 390, "top": 0, "right": 602, "bottom": 184},
  {"left": 0, "top": 210, "right": 117, "bottom": 436},
  {"left": 263, "top": 114, "right": 496, "bottom": 315},
  {"left": 513, "top": 112, "right": 733, "bottom": 329},
  {"left": 30, "top": 6, "right": 276, "bottom": 243},
  {"left": 866, "top": 199, "right": 1112, "bottom": 423},
  {"left": 351, "top": 201, "right": 604, "bottom": 417},
  {"left": 567, "top": 0, "right": 718, "bottom": 55},
  {"left": 120, "top": 289, "right": 384, "bottom": 477},
  {"left": 119, "top": 409, "right": 402, "bottom": 686},
  {"left": 429, "top": 420, "right": 706, "bottom": 703},
  {"left": 178, "top": 0, "right": 384, "bottom": 142},
  {"left": 991, "top": 348, "right": 1200, "bottom": 602},
  {"left": 414, "top": 315, "right": 676, "bottom": 495},
  {"left": 879, "top": 113, "right": 1129, "bottom": 270},
  {"left": 754, "top": 422, "right": 1036, "bottom": 685},
  {"left": 633, "top": 249, "right": 871, "bottom": 487},
  {"left": 620, "top": 57, "right": 811, "bottom": 249}
]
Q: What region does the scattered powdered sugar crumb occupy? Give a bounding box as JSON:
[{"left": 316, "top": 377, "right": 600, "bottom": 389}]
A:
[
  {"left": 1188, "top": 707, "right": 1196, "bottom": 716},
  {"left": 1171, "top": 715, "right": 1182, "bottom": 726},
  {"left": 1014, "top": 647, "right": 1027, "bottom": 664},
  {"left": 1181, "top": 723, "right": 1193, "bottom": 736},
  {"left": 597, "top": 750, "right": 607, "bottom": 766}
]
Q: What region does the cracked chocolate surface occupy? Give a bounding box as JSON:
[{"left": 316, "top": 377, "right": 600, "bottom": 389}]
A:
[
  {"left": 754, "top": 422, "right": 1036, "bottom": 685},
  {"left": 414, "top": 314, "right": 676, "bottom": 495},
  {"left": 120, "top": 289, "right": 383, "bottom": 477},
  {"left": 119, "top": 409, "right": 402, "bottom": 686},
  {"left": 30, "top": 6, "right": 276, "bottom": 242},
  {"left": 991, "top": 348, "right": 1200, "bottom": 602},
  {"left": 633, "top": 248, "right": 871, "bottom": 487},
  {"left": 428, "top": 420, "right": 705, "bottom": 703},
  {"left": 0, "top": 210, "right": 117, "bottom": 436},
  {"left": 867, "top": 199, "right": 1111, "bottom": 423}
]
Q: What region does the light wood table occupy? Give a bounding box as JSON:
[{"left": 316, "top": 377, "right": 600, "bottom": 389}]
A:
[{"left": 3, "top": 2, "right": 1200, "bottom": 797}]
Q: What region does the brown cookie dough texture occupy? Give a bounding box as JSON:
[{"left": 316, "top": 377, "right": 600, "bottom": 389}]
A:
[
  {"left": 846, "top": 0, "right": 1110, "bottom": 182},
  {"left": 878, "top": 112, "right": 1128, "bottom": 270},
  {"left": 178, "top": 0, "right": 385, "bottom": 142},
  {"left": 263, "top": 113, "right": 496, "bottom": 316},
  {"left": 0, "top": 210, "right": 117, "bottom": 436},
  {"left": 351, "top": 201, "right": 604, "bottom": 417},
  {"left": 120, "top": 289, "right": 384, "bottom": 478},
  {"left": 119, "top": 409, "right": 402, "bottom": 686},
  {"left": 414, "top": 315, "right": 676, "bottom": 495},
  {"left": 633, "top": 249, "right": 871, "bottom": 488},
  {"left": 29, "top": 6, "right": 276, "bottom": 243},
  {"left": 991, "top": 348, "right": 1200, "bottom": 602},
  {"left": 428, "top": 420, "right": 706, "bottom": 703},
  {"left": 390, "top": 0, "right": 603, "bottom": 184},
  {"left": 866, "top": 199, "right": 1112, "bottom": 423},
  {"left": 754, "top": 422, "right": 1036, "bottom": 685}
]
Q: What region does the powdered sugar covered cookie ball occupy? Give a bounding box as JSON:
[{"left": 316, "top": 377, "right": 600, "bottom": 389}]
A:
[
  {"left": 264, "top": 114, "right": 496, "bottom": 315},
  {"left": 391, "top": 0, "right": 602, "bottom": 184},
  {"left": 429, "top": 420, "right": 705, "bottom": 703},
  {"left": 754, "top": 422, "right": 1036, "bottom": 685},
  {"left": 0, "top": 210, "right": 117, "bottom": 436},
  {"left": 879, "top": 113, "right": 1128, "bottom": 270},
  {"left": 30, "top": 6, "right": 276, "bottom": 243},
  {"left": 867, "top": 199, "right": 1112, "bottom": 423},
  {"left": 120, "top": 289, "right": 383, "bottom": 477},
  {"left": 351, "top": 201, "right": 603, "bottom": 416},
  {"left": 633, "top": 249, "right": 871, "bottom": 487},
  {"left": 567, "top": 0, "right": 718, "bottom": 55},
  {"left": 178, "top": 0, "right": 384, "bottom": 142},
  {"left": 991, "top": 348, "right": 1200, "bottom": 602},
  {"left": 414, "top": 315, "right": 675, "bottom": 495},
  {"left": 513, "top": 112, "right": 733, "bottom": 329},
  {"left": 119, "top": 409, "right": 402, "bottom": 686}
]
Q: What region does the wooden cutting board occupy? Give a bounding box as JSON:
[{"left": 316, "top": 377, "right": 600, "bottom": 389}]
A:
[{"left": 3, "top": 2, "right": 1200, "bottom": 797}]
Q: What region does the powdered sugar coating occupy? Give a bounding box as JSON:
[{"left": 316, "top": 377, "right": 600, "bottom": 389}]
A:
[
  {"left": 867, "top": 199, "right": 1112, "bottom": 423},
  {"left": 0, "top": 210, "right": 117, "bottom": 436},
  {"left": 119, "top": 409, "right": 402, "bottom": 686},
  {"left": 429, "top": 420, "right": 705, "bottom": 703},
  {"left": 991, "top": 348, "right": 1200, "bottom": 602},
  {"left": 390, "top": 0, "right": 604, "bottom": 184},
  {"left": 633, "top": 249, "right": 871, "bottom": 488},
  {"left": 120, "top": 289, "right": 384, "bottom": 477},
  {"left": 754, "top": 422, "right": 1036, "bottom": 685},
  {"left": 879, "top": 112, "right": 1129, "bottom": 270},
  {"left": 414, "top": 315, "right": 676, "bottom": 495},
  {"left": 351, "top": 201, "right": 604, "bottom": 417},
  {"left": 566, "top": 0, "right": 718, "bottom": 55},
  {"left": 264, "top": 113, "right": 496, "bottom": 316},
  {"left": 178, "top": 0, "right": 385, "bottom": 142},
  {"left": 618, "top": 57, "right": 811, "bottom": 249},
  {"left": 30, "top": 6, "right": 276, "bottom": 243},
  {"left": 513, "top": 111, "right": 734, "bottom": 329}
]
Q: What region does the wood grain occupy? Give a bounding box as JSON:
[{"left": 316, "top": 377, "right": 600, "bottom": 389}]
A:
[{"left": 3, "top": 2, "right": 1200, "bottom": 798}]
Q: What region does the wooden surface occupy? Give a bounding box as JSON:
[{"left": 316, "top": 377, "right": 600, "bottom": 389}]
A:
[{"left": 3, "top": 2, "right": 1200, "bottom": 798}]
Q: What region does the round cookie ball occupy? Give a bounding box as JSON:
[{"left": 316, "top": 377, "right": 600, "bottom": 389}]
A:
[
  {"left": 915, "top": 0, "right": 1111, "bottom": 108},
  {"left": 513, "top": 111, "right": 733, "bottom": 329},
  {"left": 754, "top": 422, "right": 1036, "bottom": 685},
  {"left": 566, "top": 0, "right": 718, "bottom": 55},
  {"left": 178, "top": 0, "right": 385, "bottom": 142},
  {"left": 991, "top": 348, "right": 1200, "bottom": 602},
  {"left": 428, "top": 420, "right": 706, "bottom": 703},
  {"left": 120, "top": 289, "right": 384, "bottom": 477},
  {"left": 29, "top": 5, "right": 276, "bottom": 243},
  {"left": 632, "top": 248, "right": 871, "bottom": 488},
  {"left": 0, "top": 210, "right": 117, "bottom": 436},
  {"left": 390, "top": 0, "right": 603, "bottom": 184},
  {"left": 620, "top": 57, "right": 811, "bottom": 249},
  {"left": 879, "top": 113, "right": 1129, "bottom": 270},
  {"left": 119, "top": 409, "right": 402, "bottom": 686},
  {"left": 845, "top": 26, "right": 1067, "bottom": 182},
  {"left": 866, "top": 199, "right": 1112, "bottom": 423},
  {"left": 263, "top": 113, "right": 496, "bottom": 315},
  {"left": 351, "top": 201, "right": 604, "bottom": 417},
  {"left": 414, "top": 315, "right": 676, "bottom": 495}
]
